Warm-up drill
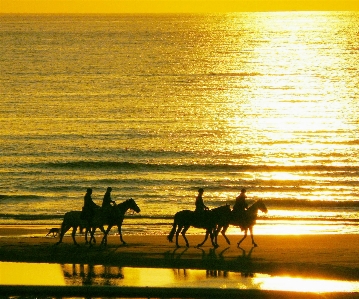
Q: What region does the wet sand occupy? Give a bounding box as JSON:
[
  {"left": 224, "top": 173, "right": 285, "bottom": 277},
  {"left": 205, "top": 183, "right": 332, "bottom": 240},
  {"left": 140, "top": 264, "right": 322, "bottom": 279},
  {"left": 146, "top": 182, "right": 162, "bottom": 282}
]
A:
[{"left": 0, "top": 225, "right": 358, "bottom": 282}]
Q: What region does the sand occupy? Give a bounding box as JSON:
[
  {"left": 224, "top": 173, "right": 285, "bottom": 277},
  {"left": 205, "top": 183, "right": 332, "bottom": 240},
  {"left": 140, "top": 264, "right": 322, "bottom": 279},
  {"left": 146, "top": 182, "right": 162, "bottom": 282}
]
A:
[{"left": 0, "top": 225, "right": 358, "bottom": 282}]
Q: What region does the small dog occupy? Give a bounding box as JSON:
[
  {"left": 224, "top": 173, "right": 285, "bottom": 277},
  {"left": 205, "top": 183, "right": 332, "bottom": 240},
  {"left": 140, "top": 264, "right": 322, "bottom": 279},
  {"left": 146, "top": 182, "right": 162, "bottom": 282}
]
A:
[{"left": 46, "top": 228, "right": 60, "bottom": 237}]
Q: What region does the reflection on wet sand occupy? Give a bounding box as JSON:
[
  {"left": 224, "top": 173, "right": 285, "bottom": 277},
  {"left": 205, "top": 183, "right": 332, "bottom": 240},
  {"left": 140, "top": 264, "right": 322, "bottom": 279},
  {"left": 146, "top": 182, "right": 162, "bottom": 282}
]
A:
[
  {"left": 61, "top": 262, "right": 359, "bottom": 293},
  {"left": 1, "top": 257, "right": 358, "bottom": 293},
  {"left": 63, "top": 264, "right": 124, "bottom": 286}
]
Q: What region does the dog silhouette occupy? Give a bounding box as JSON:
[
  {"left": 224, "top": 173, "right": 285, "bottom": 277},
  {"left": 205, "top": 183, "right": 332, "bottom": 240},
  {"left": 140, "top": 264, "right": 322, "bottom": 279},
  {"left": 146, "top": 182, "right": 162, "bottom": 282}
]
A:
[{"left": 46, "top": 228, "right": 60, "bottom": 237}]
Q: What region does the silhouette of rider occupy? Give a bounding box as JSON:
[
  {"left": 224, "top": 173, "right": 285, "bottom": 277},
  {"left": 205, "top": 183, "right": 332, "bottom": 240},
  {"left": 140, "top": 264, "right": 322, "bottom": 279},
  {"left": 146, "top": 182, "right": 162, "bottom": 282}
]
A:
[
  {"left": 195, "top": 188, "right": 208, "bottom": 212},
  {"left": 81, "top": 188, "right": 99, "bottom": 224},
  {"left": 233, "top": 188, "right": 248, "bottom": 224},
  {"left": 102, "top": 187, "right": 116, "bottom": 208}
]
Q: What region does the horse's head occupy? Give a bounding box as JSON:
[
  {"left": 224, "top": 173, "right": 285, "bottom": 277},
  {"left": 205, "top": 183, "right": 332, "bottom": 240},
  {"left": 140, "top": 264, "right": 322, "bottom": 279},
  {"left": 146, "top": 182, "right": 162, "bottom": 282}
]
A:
[
  {"left": 127, "top": 198, "right": 141, "bottom": 213},
  {"left": 256, "top": 199, "right": 268, "bottom": 213}
]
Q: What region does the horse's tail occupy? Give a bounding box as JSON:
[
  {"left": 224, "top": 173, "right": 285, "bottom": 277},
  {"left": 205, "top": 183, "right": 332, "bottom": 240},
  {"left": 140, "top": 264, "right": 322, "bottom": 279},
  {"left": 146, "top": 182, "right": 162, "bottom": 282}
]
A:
[{"left": 167, "top": 217, "right": 177, "bottom": 243}]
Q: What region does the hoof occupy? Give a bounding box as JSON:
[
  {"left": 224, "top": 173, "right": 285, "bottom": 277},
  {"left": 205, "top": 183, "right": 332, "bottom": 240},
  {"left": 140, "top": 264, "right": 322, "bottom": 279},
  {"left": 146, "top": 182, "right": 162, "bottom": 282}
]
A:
[{"left": 253, "top": 243, "right": 258, "bottom": 247}]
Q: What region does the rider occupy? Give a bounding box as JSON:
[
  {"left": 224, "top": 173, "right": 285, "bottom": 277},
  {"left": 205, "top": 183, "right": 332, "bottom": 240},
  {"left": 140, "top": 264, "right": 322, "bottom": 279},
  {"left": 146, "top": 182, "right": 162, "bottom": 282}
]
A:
[
  {"left": 81, "top": 188, "right": 100, "bottom": 224},
  {"left": 102, "top": 187, "right": 116, "bottom": 208},
  {"left": 233, "top": 188, "right": 248, "bottom": 223},
  {"left": 195, "top": 188, "right": 209, "bottom": 220}
]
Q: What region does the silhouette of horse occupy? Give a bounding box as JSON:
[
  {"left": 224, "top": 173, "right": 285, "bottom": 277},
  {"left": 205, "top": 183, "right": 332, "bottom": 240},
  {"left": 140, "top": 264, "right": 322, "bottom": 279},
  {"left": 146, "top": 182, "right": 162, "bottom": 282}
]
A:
[
  {"left": 56, "top": 198, "right": 140, "bottom": 246},
  {"left": 167, "top": 205, "right": 231, "bottom": 248},
  {"left": 89, "top": 198, "right": 141, "bottom": 246},
  {"left": 215, "top": 199, "right": 268, "bottom": 248}
]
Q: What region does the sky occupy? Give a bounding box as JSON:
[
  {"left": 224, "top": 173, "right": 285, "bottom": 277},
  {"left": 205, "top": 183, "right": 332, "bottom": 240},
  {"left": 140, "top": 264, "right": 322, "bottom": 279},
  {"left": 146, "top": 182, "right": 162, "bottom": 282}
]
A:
[{"left": 1, "top": 0, "right": 359, "bottom": 13}]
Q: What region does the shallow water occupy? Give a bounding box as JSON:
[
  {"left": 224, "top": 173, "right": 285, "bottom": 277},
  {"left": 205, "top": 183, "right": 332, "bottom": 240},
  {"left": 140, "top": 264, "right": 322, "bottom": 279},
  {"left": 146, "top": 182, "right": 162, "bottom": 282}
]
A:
[{"left": 1, "top": 262, "right": 359, "bottom": 293}]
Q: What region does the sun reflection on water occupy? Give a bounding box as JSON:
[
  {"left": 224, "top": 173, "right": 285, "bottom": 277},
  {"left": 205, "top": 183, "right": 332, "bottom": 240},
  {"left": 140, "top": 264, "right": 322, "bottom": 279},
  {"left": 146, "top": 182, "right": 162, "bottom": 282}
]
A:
[
  {"left": 255, "top": 274, "right": 359, "bottom": 293},
  {"left": 1, "top": 262, "right": 358, "bottom": 293}
]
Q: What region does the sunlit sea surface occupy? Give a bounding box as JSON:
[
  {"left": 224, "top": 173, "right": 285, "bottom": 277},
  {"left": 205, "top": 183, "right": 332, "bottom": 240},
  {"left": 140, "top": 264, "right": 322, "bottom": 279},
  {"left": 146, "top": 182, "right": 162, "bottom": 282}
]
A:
[{"left": 0, "top": 12, "right": 358, "bottom": 236}]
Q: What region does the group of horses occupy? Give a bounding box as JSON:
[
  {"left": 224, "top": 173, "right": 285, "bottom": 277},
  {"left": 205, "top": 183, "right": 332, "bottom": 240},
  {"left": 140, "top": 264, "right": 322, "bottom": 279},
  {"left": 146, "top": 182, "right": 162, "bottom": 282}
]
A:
[
  {"left": 55, "top": 197, "right": 268, "bottom": 248},
  {"left": 167, "top": 199, "right": 268, "bottom": 248}
]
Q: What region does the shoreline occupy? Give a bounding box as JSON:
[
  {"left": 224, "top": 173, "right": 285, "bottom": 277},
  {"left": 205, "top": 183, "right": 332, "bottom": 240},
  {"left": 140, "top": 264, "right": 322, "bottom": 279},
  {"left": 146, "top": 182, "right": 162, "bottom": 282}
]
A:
[{"left": 0, "top": 225, "right": 359, "bottom": 282}]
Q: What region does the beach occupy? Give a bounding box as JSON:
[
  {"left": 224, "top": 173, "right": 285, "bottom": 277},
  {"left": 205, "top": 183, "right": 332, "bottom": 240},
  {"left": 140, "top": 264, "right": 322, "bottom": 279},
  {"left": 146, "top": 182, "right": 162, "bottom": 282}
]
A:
[
  {"left": 1, "top": 226, "right": 359, "bottom": 299},
  {"left": 0, "top": 226, "right": 358, "bottom": 281}
]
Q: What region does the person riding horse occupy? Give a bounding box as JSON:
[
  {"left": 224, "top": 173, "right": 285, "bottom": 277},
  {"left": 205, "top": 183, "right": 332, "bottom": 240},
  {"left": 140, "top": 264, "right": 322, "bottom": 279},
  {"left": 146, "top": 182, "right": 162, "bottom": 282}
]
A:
[
  {"left": 80, "top": 188, "right": 100, "bottom": 225},
  {"left": 195, "top": 188, "right": 209, "bottom": 223},
  {"left": 102, "top": 186, "right": 116, "bottom": 206},
  {"left": 232, "top": 188, "right": 248, "bottom": 225},
  {"left": 195, "top": 188, "right": 209, "bottom": 212},
  {"left": 101, "top": 186, "right": 118, "bottom": 219}
]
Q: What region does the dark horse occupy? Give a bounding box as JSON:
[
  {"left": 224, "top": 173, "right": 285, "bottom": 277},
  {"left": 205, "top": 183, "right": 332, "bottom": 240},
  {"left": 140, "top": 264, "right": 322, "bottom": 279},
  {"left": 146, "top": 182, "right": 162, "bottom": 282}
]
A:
[
  {"left": 214, "top": 199, "right": 268, "bottom": 248},
  {"left": 56, "top": 198, "right": 140, "bottom": 246},
  {"left": 167, "top": 205, "right": 231, "bottom": 248},
  {"left": 89, "top": 198, "right": 141, "bottom": 246}
]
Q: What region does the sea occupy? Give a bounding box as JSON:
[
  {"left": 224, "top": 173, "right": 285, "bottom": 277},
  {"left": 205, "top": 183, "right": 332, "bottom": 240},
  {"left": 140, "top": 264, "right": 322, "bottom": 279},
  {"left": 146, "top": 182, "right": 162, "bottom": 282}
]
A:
[{"left": 0, "top": 11, "right": 358, "bottom": 237}]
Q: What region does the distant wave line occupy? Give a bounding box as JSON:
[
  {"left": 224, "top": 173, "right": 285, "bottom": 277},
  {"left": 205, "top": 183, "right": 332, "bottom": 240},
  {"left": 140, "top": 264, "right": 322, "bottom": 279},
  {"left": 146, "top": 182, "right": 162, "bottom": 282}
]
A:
[
  {"left": 0, "top": 195, "right": 45, "bottom": 201},
  {"left": 35, "top": 161, "right": 359, "bottom": 173}
]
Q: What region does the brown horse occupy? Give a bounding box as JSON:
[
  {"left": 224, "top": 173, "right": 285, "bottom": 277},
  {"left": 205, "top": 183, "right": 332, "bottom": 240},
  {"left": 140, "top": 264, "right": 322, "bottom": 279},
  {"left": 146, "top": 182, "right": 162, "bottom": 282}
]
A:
[
  {"left": 167, "top": 205, "right": 231, "bottom": 248},
  {"left": 214, "top": 199, "right": 268, "bottom": 247}
]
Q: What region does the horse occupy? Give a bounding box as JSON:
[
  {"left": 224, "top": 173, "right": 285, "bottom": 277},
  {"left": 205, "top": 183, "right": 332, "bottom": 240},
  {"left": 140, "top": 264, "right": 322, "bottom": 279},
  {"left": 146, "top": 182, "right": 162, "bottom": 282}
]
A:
[
  {"left": 214, "top": 199, "right": 268, "bottom": 248},
  {"left": 55, "top": 211, "right": 95, "bottom": 246},
  {"left": 88, "top": 198, "right": 141, "bottom": 246},
  {"left": 56, "top": 198, "right": 140, "bottom": 246},
  {"left": 167, "top": 205, "right": 232, "bottom": 248}
]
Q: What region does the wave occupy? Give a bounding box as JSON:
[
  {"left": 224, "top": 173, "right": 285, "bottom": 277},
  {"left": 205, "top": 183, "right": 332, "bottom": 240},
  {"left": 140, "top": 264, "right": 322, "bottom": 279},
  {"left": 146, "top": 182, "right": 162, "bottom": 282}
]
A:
[
  {"left": 208, "top": 72, "right": 262, "bottom": 77},
  {"left": 36, "top": 161, "right": 359, "bottom": 173},
  {"left": 0, "top": 214, "right": 64, "bottom": 221},
  {"left": 0, "top": 194, "right": 45, "bottom": 201},
  {"left": 1, "top": 213, "right": 358, "bottom": 224},
  {"left": 261, "top": 199, "right": 359, "bottom": 209}
]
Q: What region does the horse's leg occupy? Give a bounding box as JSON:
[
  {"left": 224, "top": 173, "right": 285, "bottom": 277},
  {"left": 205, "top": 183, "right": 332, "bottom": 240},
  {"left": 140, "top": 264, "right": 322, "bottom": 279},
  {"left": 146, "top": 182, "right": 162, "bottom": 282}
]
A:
[
  {"left": 213, "top": 225, "right": 220, "bottom": 246},
  {"left": 56, "top": 224, "right": 70, "bottom": 245},
  {"left": 237, "top": 228, "right": 248, "bottom": 248},
  {"left": 86, "top": 226, "right": 97, "bottom": 244},
  {"left": 181, "top": 226, "right": 190, "bottom": 248},
  {"left": 71, "top": 226, "right": 79, "bottom": 246},
  {"left": 196, "top": 229, "right": 209, "bottom": 248},
  {"left": 89, "top": 227, "right": 97, "bottom": 246},
  {"left": 101, "top": 225, "right": 112, "bottom": 246},
  {"left": 117, "top": 224, "right": 126, "bottom": 245},
  {"left": 249, "top": 226, "right": 257, "bottom": 247},
  {"left": 175, "top": 225, "right": 183, "bottom": 248},
  {"left": 211, "top": 225, "right": 221, "bottom": 247},
  {"left": 85, "top": 227, "right": 89, "bottom": 244},
  {"left": 209, "top": 228, "right": 218, "bottom": 248},
  {"left": 98, "top": 226, "right": 107, "bottom": 245},
  {"left": 221, "top": 224, "right": 231, "bottom": 245}
]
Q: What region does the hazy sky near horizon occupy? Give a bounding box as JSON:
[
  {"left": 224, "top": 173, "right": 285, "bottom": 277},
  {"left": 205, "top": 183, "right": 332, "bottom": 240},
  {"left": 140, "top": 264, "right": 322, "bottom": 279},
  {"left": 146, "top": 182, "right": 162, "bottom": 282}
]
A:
[{"left": 1, "top": 0, "right": 359, "bottom": 13}]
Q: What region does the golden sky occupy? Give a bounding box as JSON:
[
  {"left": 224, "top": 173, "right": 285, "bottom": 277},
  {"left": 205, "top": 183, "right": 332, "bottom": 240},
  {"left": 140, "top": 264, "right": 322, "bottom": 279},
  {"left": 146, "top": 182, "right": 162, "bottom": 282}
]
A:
[{"left": 1, "top": 0, "right": 359, "bottom": 13}]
